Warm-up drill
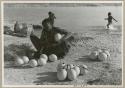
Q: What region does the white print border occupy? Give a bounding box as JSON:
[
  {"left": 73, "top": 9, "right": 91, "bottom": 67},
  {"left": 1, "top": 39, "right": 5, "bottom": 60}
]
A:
[{"left": 1, "top": 0, "right": 124, "bottom": 88}]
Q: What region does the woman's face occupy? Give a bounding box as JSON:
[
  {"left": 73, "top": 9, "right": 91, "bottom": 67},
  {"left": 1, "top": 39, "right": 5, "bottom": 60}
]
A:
[{"left": 49, "top": 14, "right": 55, "bottom": 19}]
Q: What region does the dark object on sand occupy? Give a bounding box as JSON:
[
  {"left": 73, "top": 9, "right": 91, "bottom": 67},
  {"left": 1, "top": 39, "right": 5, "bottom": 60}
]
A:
[
  {"left": 14, "top": 22, "right": 28, "bottom": 37},
  {"left": 4, "top": 26, "right": 13, "bottom": 35},
  {"left": 32, "top": 24, "right": 42, "bottom": 30},
  {"left": 14, "top": 21, "right": 20, "bottom": 33},
  {"left": 4, "top": 25, "right": 27, "bottom": 37},
  {"left": 12, "top": 33, "right": 27, "bottom": 37}
]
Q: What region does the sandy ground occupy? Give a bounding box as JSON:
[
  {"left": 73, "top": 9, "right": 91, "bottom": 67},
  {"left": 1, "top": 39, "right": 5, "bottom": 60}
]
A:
[{"left": 4, "top": 26, "right": 122, "bottom": 85}]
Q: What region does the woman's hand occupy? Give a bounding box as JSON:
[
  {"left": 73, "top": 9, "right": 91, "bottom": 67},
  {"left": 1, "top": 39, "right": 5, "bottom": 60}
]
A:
[
  {"left": 57, "top": 33, "right": 72, "bottom": 43},
  {"left": 62, "top": 33, "right": 73, "bottom": 40}
]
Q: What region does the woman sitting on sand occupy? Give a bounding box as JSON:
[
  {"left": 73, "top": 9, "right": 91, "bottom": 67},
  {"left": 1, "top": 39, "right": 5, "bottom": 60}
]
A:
[{"left": 30, "top": 11, "right": 72, "bottom": 59}]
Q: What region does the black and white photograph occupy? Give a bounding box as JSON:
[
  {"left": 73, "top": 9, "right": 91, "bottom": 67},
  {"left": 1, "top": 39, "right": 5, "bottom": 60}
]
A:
[{"left": 2, "top": 1, "right": 123, "bottom": 87}]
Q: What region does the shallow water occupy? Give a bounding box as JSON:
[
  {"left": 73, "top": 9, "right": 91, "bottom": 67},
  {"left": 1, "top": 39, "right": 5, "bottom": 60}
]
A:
[{"left": 4, "top": 5, "right": 122, "bottom": 32}]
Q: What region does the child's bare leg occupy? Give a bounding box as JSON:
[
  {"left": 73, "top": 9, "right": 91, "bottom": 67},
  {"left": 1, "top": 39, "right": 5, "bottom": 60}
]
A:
[{"left": 107, "top": 23, "right": 110, "bottom": 28}]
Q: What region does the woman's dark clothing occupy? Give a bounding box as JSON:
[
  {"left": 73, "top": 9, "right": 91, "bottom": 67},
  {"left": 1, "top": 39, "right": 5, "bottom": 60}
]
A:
[
  {"left": 30, "top": 27, "right": 70, "bottom": 59},
  {"left": 40, "top": 27, "right": 69, "bottom": 45}
]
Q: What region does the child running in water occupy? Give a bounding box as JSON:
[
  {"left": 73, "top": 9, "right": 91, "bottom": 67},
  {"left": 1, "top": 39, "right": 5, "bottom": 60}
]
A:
[{"left": 105, "top": 12, "right": 118, "bottom": 28}]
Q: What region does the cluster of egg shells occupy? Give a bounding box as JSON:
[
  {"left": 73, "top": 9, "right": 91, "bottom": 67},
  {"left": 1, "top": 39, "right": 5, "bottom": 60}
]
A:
[
  {"left": 14, "top": 54, "right": 58, "bottom": 68},
  {"left": 89, "top": 48, "right": 111, "bottom": 61},
  {"left": 57, "top": 63, "right": 88, "bottom": 81},
  {"left": 14, "top": 33, "right": 63, "bottom": 67}
]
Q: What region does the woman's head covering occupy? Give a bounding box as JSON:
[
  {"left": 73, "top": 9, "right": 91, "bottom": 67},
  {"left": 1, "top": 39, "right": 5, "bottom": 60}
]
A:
[
  {"left": 48, "top": 11, "right": 53, "bottom": 15},
  {"left": 48, "top": 11, "right": 55, "bottom": 18}
]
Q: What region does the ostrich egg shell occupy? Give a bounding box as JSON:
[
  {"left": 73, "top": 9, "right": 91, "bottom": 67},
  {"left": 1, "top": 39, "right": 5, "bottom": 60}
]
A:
[
  {"left": 49, "top": 54, "right": 58, "bottom": 62},
  {"left": 38, "top": 58, "right": 47, "bottom": 66},
  {"left": 40, "top": 54, "right": 48, "bottom": 61},
  {"left": 15, "top": 57, "right": 24, "bottom": 66},
  {"left": 22, "top": 56, "right": 29, "bottom": 64},
  {"left": 29, "top": 59, "right": 38, "bottom": 67},
  {"left": 55, "top": 33, "right": 62, "bottom": 41}
]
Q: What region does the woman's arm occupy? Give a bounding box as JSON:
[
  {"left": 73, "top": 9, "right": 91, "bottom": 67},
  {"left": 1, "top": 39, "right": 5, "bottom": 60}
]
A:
[
  {"left": 61, "top": 32, "right": 73, "bottom": 40},
  {"left": 53, "top": 27, "right": 73, "bottom": 42},
  {"left": 53, "top": 27, "right": 69, "bottom": 35}
]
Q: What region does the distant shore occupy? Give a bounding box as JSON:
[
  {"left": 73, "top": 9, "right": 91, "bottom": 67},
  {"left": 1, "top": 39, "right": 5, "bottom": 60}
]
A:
[{"left": 4, "top": 3, "right": 122, "bottom": 8}]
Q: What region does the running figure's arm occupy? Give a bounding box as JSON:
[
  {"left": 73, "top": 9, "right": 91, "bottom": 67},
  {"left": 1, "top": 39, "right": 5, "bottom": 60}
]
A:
[
  {"left": 112, "top": 17, "right": 118, "bottom": 22},
  {"left": 104, "top": 18, "right": 108, "bottom": 20}
]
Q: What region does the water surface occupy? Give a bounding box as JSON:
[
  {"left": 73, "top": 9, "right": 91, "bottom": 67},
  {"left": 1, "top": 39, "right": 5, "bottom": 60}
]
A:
[{"left": 4, "top": 5, "right": 122, "bottom": 32}]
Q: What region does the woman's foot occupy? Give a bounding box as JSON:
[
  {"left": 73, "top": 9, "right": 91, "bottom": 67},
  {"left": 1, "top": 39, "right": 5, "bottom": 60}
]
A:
[{"left": 33, "top": 51, "right": 41, "bottom": 59}]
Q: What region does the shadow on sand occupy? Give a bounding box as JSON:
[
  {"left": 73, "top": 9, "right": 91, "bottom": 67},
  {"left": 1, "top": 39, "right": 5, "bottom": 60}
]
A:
[
  {"left": 75, "top": 55, "right": 100, "bottom": 63},
  {"left": 4, "top": 65, "right": 32, "bottom": 69},
  {"left": 33, "top": 71, "right": 71, "bottom": 85},
  {"left": 33, "top": 72, "right": 58, "bottom": 85},
  {"left": 4, "top": 44, "right": 34, "bottom": 61},
  {"left": 4, "top": 61, "right": 32, "bottom": 69}
]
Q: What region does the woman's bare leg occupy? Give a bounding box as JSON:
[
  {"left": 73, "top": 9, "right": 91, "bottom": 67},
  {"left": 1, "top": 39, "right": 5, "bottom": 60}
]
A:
[{"left": 30, "top": 34, "right": 41, "bottom": 51}]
